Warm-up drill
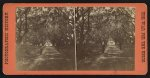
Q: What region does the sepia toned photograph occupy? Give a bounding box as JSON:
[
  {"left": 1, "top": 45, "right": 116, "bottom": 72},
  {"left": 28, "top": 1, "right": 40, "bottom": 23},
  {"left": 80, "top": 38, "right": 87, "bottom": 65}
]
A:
[{"left": 16, "top": 7, "right": 135, "bottom": 71}]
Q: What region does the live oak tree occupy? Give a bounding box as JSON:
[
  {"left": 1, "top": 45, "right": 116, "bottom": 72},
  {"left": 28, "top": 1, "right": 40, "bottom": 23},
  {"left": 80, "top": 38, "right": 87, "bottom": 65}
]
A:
[
  {"left": 16, "top": 7, "right": 135, "bottom": 59},
  {"left": 16, "top": 7, "right": 74, "bottom": 48}
]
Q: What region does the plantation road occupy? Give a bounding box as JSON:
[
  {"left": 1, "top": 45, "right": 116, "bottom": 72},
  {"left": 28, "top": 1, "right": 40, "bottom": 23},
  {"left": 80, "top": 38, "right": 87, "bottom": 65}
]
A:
[
  {"left": 91, "top": 38, "right": 134, "bottom": 70},
  {"left": 28, "top": 41, "right": 73, "bottom": 70}
]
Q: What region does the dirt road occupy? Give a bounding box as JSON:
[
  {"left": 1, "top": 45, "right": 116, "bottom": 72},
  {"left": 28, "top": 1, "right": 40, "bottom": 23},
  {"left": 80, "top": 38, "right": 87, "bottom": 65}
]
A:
[
  {"left": 27, "top": 46, "right": 74, "bottom": 70},
  {"left": 91, "top": 45, "right": 134, "bottom": 70}
]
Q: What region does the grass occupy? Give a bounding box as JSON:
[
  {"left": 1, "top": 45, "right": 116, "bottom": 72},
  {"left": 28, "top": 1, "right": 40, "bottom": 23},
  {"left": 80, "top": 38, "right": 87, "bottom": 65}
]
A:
[
  {"left": 16, "top": 43, "right": 134, "bottom": 70},
  {"left": 16, "top": 44, "right": 75, "bottom": 70},
  {"left": 16, "top": 44, "right": 42, "bottom": 70}
]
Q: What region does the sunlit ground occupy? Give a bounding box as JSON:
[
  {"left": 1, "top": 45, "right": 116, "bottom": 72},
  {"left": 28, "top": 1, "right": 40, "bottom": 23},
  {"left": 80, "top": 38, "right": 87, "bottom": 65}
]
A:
[
  {"left": 16, "top": 45, "right": 75, "bottom": 70},
  {"left": 16, "top": 44, "right": 134, "bottom": 70}
]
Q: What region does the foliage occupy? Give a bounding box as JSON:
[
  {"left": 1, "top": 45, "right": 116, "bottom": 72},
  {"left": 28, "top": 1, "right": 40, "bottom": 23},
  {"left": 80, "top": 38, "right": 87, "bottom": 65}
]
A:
[{"left": 16, "top": 7, "right": 135, "bottom": 59}]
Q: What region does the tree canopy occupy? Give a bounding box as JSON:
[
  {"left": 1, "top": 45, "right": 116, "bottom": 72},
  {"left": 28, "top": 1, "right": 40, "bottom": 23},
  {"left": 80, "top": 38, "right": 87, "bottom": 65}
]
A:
[{"left": 16, "top": 7, "right": 135, "bottom": 56}]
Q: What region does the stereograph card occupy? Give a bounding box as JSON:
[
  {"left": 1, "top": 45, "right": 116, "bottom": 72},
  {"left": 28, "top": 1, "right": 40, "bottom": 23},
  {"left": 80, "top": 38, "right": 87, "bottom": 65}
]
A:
[{"left": 3, "top": 3, "right": 147, "bottom": 75}]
